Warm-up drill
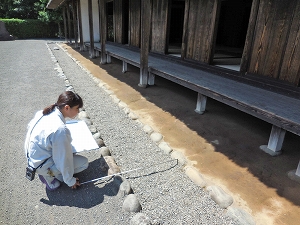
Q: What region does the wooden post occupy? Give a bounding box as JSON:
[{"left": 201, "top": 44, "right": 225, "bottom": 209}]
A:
[
  {"left": 72, "top": 0, "right": 78, "bottom": 48},
  {"left": 296, "top": 162, "right": 300, "bottom": 177},
  {"left": 260, "top": 125, "right": 286, "bottom": 156},
  {"left": 66, "top": 3, "right": 72, "bottom": 44},
  {"left": 195, "top": 93, "right": 207, "bottom": 114},
  {"left": 77, "top": 0, "right": 84, "bottom": 51},
  {"left": 122, "top": 61, "right": 128, "bottom": 73},
  {"left": 99, "top": 0, "right": 107, "bottom": 64},
  {"left": 88, "top": 0, "right": 95, "bottom": 58},
  {"left": 139, "top": 0, "right": 151, "bottom": 87},
  {"left": 63, "top": 6, "right": 68, "bottom": 42},
  {"left": 148, "top": 72, "right": 155, "bottom": 85}
]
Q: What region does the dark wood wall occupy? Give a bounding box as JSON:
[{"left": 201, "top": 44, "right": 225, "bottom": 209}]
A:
[
  {"left": 110, "top": 0, "right": 300, "bottom": 87},
  {"left": 243, "top": 0, "right": 300, "bottom": 86},
  {"left": 129, "top": 0, "right": 141, "bottom": 47},
  {"left": 151, "top": 0, "right": 170, "bottom": 54},
  {"left": 113, "top": 0, "right": 123, "bottom": 43},
  {"left": 182, "top": 0, "right": 220, "bottom": 63},
  {"left": 279, "top": 1, "right": 300, "bottom": 86}
]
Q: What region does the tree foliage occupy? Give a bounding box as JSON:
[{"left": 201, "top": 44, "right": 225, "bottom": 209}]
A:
[
  {"left": 0, "top": 0, "right": 62, "bottom": 23},
  {"left": 35, "top": 0, "right": 62, "bottom": 23}
]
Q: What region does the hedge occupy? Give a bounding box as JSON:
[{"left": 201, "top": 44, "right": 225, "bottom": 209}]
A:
[{"left": 0, "top": 18, "right": 59, "bottom": 39}]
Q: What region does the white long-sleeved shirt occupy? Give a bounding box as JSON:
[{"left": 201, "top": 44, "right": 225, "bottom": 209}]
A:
[{"left": 24, "top": 108, "right": 76, "bottom": 187}]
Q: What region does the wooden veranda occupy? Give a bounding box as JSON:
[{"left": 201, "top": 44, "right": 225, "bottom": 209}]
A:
[{"left": 46, "top": 0, "right": 300, "bottom": 177}]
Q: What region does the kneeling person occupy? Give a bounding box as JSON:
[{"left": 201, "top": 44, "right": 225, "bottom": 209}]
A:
[{"left": 24, "top": 91, "right": 88, "bottom": 190}]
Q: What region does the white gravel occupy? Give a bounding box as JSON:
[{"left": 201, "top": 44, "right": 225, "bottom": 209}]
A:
[{"left": 0, "top": 39, "right": 238, "bottom": 225}]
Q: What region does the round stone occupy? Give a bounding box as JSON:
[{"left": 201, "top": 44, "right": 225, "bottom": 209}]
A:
[
  {"left": 100, "top": 146, "right": 111, "bottom": 156},
  {"left": 158, "top": 142, "right": 172, "bottom": 154},
  {"left": 207, "top": 185, "right": 233, "bottom": 209},
  {"left": 143, "top": 125, "right": 153, "bottom": 134},
  {"left": 130, "top": 213, "right": 151, "bottom": 225},
  {"left": 150, "top": 132, "right": 163, "bottom": 143},
  {"left": 122, "top": 194, "right": 141, "bottom": 212}
]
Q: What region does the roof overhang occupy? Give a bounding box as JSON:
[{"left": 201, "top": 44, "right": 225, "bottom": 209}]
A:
[{"left": 46, "top": 0, "right": 66, "bottom": 9}]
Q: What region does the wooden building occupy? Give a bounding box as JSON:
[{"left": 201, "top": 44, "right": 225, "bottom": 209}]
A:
[{"left": 47, "top": 0, "right": 300, "bottom": 176}]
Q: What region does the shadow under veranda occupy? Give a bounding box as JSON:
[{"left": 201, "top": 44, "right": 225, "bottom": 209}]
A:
[{"left": 67, "top": 45, "right": 300, "bottom": 208}]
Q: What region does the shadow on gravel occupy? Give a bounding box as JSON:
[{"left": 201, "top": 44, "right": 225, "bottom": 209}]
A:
[{"left": 40, "top": 158, "right": 120, "bottom": 209}]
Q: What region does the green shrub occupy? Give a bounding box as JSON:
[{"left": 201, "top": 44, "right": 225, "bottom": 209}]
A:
[{"left": 0, "top": 18, "right": 58, "bottom": 39}]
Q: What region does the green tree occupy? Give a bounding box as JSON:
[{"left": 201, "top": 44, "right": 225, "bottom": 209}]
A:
[
  {"left": 0, "top": 0, "right": 39, "bottom": 19},
  {"left": 0, "top": 0, "right": 13, "bottom": 18},
  {"left": 35, "top": 0, "right": 63, "bottom": 36}
]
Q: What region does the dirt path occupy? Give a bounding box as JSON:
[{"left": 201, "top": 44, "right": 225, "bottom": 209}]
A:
[{"left": 63, "top": 44, "right": 300, "bottom": 225}]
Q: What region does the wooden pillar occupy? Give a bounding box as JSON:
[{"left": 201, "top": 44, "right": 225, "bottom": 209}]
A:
[
  {"left": 195, "top": 93, "right": 207, "bottom": 114},
  {"left": 260, "top": 125, "right": 286, "bottom": 156},
  {"left": 88, "top": 0, "right": 95, "bottom": 58},
  {"left": 66, "top": 3, "right": 72, "bottom": 43},
  {"left": 296, "top": 162, "right": 300, "bottom": 177},
  {"left": 139, "top": 0, "right": 151, "bottom": 87},
  {"left": 63, "top": 6, "right": 68, "bottom": 42},
  {"left": 99, "top": 0, "right": 107, "bottom": 64},
  {"left": 148, "top": 72, "right": 155, "bottom": 85},
  {"left": 77, "top": 0, "right": 84, "bottom": 51},
  {"left": 72, "top": 0, "right": 78, "bottom": 48},
  {"left": 122, "top": 61, "right": 128, "bottom": 73}
]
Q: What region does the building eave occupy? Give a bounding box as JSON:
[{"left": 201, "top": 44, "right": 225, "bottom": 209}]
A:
[{"left": 46, "top": 0, "right": 66, "bottom": 9}]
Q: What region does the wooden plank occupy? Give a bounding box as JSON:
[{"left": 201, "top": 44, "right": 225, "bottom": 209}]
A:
[
  {"left": 279, "top": 1, "right": 300, "bottom": 86},
  {"left": 181, "top": 0, "right": 190, "bottom": 59},
  {"left": 77, "top": 0, "right": 84, "bottom": 51},
  {"left": 185, "top": 0, "right": 197, "bottom": 60},
  {"left": 99, "top": 0, "right": 106, "bottom": 63},
  {"left": 185, "top": 0, "right": 219, "bottom": 63},
  {"left": 248, "top": 0, "right": 296, "bottom": 80},
  {"left": 207, "top": 0, "right": 221, "bottom": 65},
  {"left": 129, "top": 0, "right": 141, "bottom": 47},
  {"left": 151, "top": 0, "right": 169, "bottom": 54},
  {"left": 240, "top": 0, "right": 260, "bottom": 73},
  {"left": 264, "top": 0, "right": 295, "bottom": 79},
  {"left": 114, "top": 0, "right": 123, "bottom": 43}
]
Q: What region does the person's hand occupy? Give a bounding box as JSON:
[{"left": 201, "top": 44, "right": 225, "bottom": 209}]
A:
[{"left": 71, "top": 177, "right": 80, "bottom": 189}]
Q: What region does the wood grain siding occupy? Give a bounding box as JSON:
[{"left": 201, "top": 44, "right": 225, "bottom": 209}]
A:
[
  {"left": 129, "top": 0, "right": 141, "bottom": 47},
  {"left": 114, "top": 0, "right": 123, "bottom": 43},
  {"left": 248, "top": 0, "right": 299, "bottom": 85},
  {"left": 240, "top": 0, "right": 260, "bottom": 73},
  {"left": 184, "top": 0, "right": 220, "bottom": 63},
  {"left": 279, "top": 1, "right": 300, "bottom": 86},
  {"left": 151, "top": 0, "right": 169, "bottom": 54}
]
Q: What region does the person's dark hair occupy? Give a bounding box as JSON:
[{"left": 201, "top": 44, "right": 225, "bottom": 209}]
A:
[{"left": 43, "top": 91, "right": 83, "bottom": 115}]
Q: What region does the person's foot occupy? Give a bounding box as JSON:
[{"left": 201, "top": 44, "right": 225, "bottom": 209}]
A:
[{"left": 38, "top": 175, "right": 61, "bottom": 191}]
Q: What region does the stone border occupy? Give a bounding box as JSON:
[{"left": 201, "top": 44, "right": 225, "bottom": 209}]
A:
[
  {"left": 46, "top": 43, "right": 143, "bottom": 221},
  {"left": 49, "top": 43, "right": 256, "bottom": 225}
]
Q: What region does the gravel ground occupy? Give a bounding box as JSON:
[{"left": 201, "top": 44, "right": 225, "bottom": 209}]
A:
[{"left": 0, "top": 40, "right": 237, "bottom": 224}]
